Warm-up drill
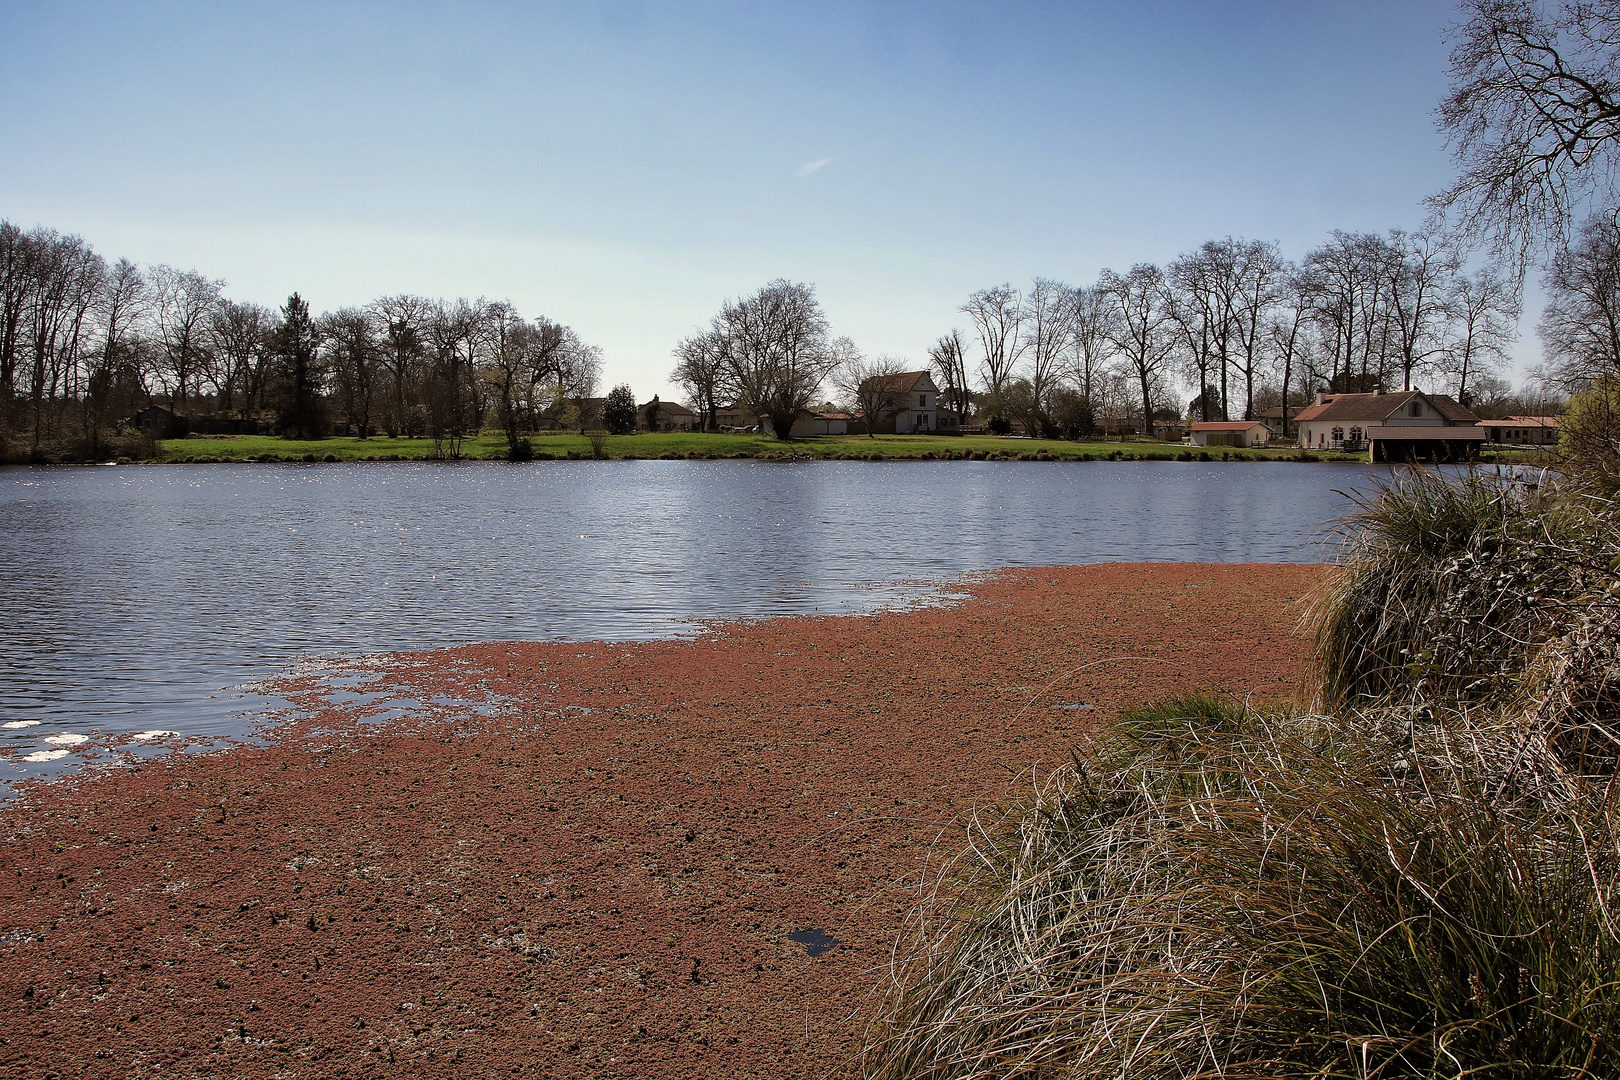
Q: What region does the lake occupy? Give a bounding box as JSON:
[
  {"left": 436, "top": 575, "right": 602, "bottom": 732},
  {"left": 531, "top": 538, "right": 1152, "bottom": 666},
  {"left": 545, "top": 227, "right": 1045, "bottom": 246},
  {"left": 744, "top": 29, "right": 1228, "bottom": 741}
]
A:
[{"left": 0, "top": 458, "right": 1387, "bottom": 787}]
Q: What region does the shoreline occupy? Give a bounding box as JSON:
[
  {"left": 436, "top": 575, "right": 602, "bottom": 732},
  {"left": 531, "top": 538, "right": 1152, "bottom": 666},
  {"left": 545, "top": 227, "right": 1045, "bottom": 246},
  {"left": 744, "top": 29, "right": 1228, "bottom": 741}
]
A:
[
  {"left": 5, "top": 430, "right": 1401, "bottom": 465},
  {"left": 0, "top": 562, "right": 1324, "bottom": 1078}
]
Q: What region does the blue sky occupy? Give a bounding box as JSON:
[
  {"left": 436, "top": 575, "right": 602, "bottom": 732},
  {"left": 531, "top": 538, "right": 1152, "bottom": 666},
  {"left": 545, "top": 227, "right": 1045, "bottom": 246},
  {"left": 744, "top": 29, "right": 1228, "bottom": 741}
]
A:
[{"left": 2, "top": 0, "right": 1498, "bottom": 398}]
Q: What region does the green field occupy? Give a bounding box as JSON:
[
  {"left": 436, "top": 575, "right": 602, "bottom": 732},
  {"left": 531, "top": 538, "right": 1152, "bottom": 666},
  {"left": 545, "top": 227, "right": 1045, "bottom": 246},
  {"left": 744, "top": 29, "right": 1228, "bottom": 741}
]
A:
[{"left": 151, "top": 430, "right": 1391, "bottom": 463}]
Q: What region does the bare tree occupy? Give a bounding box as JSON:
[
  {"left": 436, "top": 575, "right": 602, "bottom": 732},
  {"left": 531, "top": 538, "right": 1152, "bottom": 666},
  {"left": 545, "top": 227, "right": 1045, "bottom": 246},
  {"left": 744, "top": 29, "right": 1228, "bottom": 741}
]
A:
[
  {"left": 1267, "top": 264, "right": 1314, "bottom": 439},
  {"left": 1228, "top": 239, "right": 1285, "bottom": 420},
  {"left": 149, "top": 265, "right": 223, "bottom": 415},
  {"left": 1021, "top": 278, "right": 1076, "bottom": 436},
  {"left": 321, "top": 307, "right": 381, "bottom": 437},
  {"left": 371, "top": 294, "right": 432, "bottom": 437},
  {"left": 0, "top": 222, "right": 30, "bottom": 408},
  {"left": 961, "top": 283, "right": 1026, "bottom": 405},
  {"left": 98, "top": 259, "right": 148, "bottom": 390},
  {"left": 1539, "top": 212, "right": 1620, "bottom": 386},
  {"left": 1445, "top": 267, "right": 1520, "bottom": 405},
  {"left": 555, "top": 329, "right": 603, "bottom": 433},
  {"left": 714, "top": 279, "right": 841, "bottom": 441},
  {"left": 20, "top": 230, "right": 105, "bottom": 446},
  {"left": 1302, "top": 232, "right": 1399, "bottom": 392},
  {"left": 836, "top": 351, "right": 910, "bottom": 437},
  {"left": 1067, "top": 282, "right": 1118, "bottom": 400},
  {"left": 1384, "top": 229, "right": 1461, "bottom": 392},
  {"left": 516, "top": 316, "right": 571, "bottom": 434},
  {"left": 927, "top": 329, "right": 973, "bottom": 424},
  {"left": 479, "top": 301, "right": 525, "bottom": 451},
  {"left": 1436, "top": 0, "right": 1620, "bottom": 276},
  {"left": 209, "top": 298, "right": 273, "bottom": 418},
  {"left": 422, "top": 298, "right": 487, "bottom": 456},
  {"left": 1169, "top": 245, "right": 1229, "bottom": 421},
  {"left": 1099, "top": 264, "right": 1177, "bottom": 438},
  {"left": 83, "top": 257, "right": 150, "bottom": 444},
  {"left": 670, "top": 328, "right": 731, "bottom": 432}
]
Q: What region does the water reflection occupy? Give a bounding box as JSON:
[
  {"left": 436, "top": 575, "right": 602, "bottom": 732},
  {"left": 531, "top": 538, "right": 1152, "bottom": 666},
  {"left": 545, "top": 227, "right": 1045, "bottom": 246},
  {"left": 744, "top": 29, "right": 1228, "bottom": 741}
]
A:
[{"left": 0, "top": 459, "right": 1386, "bottom": 784}]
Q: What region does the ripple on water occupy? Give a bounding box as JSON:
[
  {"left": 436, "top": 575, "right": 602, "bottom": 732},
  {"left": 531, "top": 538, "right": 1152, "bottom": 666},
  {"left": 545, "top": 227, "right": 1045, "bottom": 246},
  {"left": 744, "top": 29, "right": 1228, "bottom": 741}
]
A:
[{"left": 0, "top": 459, "right": 1388, "bottom": 788}]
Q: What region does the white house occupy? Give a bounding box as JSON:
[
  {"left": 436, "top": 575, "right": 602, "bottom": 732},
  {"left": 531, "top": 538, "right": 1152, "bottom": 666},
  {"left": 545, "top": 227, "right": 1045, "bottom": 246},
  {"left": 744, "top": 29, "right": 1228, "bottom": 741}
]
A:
[
  {"left": 857, "top": 371, "right": 940, "bottom": 434},
  {"left": 639, "top": 400, "right": 697, "bottom": 432},
  {"left": 1294, "top": 390, "right": 1484, "bottom": 461},
  {"left": 1189, "top": 421, "right": 1270, "bottom": 448}
]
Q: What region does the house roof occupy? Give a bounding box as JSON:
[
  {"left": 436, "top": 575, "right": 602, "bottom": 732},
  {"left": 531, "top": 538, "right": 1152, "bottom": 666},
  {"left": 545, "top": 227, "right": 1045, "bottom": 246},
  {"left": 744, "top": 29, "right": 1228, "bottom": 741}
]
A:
[
  {"left": 861, "top": 370, "right": 933, "bottom": 394},
  {"left": 814, "top": 411, "right": 852, "bottom": 420},
  {"left": 1293, "top": 390, "right": 1480, "bottom": 424},
  {"left": 1479, "top": 415, "right": 1559, "bottom": 428},
  {"left": 1191, "top": 421, "right": 1267, "bottom": 432},
  {"left": 641, "top": 400, "right": 696, "bottom": 416}
]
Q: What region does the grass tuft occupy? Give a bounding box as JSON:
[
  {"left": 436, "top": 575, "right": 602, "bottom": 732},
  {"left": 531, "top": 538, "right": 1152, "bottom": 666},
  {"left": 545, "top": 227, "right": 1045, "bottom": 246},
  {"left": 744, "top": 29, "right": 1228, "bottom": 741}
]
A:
[{"left": 863, "top": 705, "right": 1620, "bottom": 1079}]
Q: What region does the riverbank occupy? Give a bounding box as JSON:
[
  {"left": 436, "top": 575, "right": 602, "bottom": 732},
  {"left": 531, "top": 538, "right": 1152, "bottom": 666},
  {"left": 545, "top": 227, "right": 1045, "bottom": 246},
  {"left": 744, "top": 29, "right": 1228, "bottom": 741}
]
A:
[
  {"left": 0, "top": 562, "right": 1322, "bottom": 1079},
  {"left": 149, "top": 432, "right": 1375, "bottom": 463},
  {"left": 10, "top": 429, "right": 1557, "bottom": 465}
]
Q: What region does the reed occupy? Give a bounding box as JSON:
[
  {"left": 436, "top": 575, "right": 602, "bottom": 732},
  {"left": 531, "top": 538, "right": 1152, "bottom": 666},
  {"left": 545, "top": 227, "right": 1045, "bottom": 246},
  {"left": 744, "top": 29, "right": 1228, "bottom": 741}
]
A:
[
  {"left": 1303, "top": 468, "right": 1584, "bottom": 712},
  {"left": 863, "top": 701, "right": 1620, "bottom": 1079},
  {"left": 864, "top": 466, "right": 1620, "bottom": 1078}
]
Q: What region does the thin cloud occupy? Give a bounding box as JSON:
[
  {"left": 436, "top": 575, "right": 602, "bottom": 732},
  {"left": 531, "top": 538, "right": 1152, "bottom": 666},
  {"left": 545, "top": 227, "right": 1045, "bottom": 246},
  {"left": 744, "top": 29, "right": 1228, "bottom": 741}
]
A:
[{"left": 794, "top": 157, "right": 832, "bottom": 178}]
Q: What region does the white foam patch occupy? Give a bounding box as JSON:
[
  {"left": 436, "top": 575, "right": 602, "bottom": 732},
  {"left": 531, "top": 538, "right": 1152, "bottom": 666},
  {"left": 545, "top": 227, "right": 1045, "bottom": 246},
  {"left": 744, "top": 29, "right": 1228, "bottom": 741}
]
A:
[
  {"left": 21, "top": 749, "right": 70, "bottom": 762},
  {"left": 130, "top": 730, "right": 179, "bottom": 740},
  {"left": 42, "top": 733, "right": 89, "bottom": 746},
  {"left": 2, "top": 720, "right": 41, "bottom": 729}
]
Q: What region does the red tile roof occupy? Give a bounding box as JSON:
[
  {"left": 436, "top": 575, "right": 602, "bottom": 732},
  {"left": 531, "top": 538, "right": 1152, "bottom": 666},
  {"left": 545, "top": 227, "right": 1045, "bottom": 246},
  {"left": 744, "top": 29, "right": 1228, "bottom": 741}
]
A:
[
  {"left": 1190, "top": 421, "right": 1267, "bottom": 431},
  {"left": 1293, "top": 390, "right": 1479, "bottom": 424}
]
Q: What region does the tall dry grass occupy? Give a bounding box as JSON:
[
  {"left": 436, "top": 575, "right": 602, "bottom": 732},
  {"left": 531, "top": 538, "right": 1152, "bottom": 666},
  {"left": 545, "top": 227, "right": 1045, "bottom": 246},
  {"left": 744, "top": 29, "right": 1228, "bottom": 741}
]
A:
[
  {"left": 863, "top": 468, "right": 1620, "bottom": 1079},
  {"left": 1304, "top": 469, "right": 1582, "bottom": 712},
  {"left": 863, "top": 700, "right": 1620, "bottom": 1079}
]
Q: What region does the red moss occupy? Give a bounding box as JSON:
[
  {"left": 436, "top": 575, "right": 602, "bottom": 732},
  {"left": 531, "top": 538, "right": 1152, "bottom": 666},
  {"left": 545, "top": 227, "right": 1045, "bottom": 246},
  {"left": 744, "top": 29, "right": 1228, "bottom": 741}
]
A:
[{"left": 0, "top": 563, "right": 1323, "bottom": 1078}]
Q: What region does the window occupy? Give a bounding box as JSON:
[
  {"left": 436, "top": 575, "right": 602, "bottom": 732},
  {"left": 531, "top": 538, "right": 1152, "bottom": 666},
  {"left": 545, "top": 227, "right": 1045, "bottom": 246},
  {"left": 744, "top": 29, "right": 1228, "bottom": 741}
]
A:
[
  {"left": 1410, "top": 401, "right": 1422, "bottom": 417},
  {"left": 1331, "top": 426, "right": 1344, "bottom": 442},
  {"left": 919, "top": 395, "right": 927, "bottom": 407}
]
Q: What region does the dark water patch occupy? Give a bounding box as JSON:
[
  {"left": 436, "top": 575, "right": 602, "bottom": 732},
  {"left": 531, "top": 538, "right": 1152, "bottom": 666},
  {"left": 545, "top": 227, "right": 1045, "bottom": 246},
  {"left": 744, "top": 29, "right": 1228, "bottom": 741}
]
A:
[{"left": 789, "top": 928, "right": 841, "bottom": 957}]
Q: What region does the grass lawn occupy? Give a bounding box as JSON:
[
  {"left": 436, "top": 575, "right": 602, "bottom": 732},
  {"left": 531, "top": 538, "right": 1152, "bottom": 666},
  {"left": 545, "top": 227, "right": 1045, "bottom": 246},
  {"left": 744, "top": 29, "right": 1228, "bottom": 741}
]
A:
[{"left": 153, "top": 431, "right": 1384, "bottom": 464}]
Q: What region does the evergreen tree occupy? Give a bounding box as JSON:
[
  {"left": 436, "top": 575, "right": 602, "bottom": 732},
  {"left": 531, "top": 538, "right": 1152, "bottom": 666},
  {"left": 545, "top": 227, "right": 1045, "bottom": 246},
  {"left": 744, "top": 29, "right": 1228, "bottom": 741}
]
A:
[
  {"left": 602, "top": 383, "right": 637, "bottom": 435},
  {"left": 271, "top": 292, "right": 326, "bottom": 439}
]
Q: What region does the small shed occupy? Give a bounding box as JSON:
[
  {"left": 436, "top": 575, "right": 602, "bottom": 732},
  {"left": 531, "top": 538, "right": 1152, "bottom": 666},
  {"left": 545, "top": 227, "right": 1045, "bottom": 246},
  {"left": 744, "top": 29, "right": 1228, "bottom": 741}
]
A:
[
  {"left": 811, "top": 411, "right": 850, "bottom": 435},
  {"left": 125, "top": 405, "right": 182, "bottom": 438},
  {"left": 1189, "top": 421, "right": 1270, "bottom": 448},
  {"left": 1477, "top": 416, "right": 1559, "bottom": 446}
]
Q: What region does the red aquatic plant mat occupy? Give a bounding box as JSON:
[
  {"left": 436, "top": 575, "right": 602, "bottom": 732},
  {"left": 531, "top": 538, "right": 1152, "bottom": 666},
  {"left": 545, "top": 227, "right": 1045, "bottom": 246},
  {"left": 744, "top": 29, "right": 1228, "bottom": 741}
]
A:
[{"left": 0, "top": 562, "right": 1323, "bottom": 1079}]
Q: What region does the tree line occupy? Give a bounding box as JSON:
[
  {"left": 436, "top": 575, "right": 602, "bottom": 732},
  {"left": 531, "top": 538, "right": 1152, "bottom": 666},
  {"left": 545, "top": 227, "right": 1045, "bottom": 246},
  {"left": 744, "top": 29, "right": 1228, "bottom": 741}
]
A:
[
  {"left": 663, "top": 230, "right": 1543, "bottom": 446},
  {"left": 23, "top": 0, "right": 1620, "bottom": 462},
  {"left": 0, "top": 221, "right": 604, "bottom": 460},
  {"left": 928, "top": 229, "right": 1537, "bottom": 442}
]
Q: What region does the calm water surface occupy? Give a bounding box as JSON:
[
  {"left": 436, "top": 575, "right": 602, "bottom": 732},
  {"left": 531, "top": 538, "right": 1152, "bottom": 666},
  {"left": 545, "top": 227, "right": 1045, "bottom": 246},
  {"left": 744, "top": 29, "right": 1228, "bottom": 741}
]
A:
[{"left": 0, "top": 459, "right": 1386, "bottom": 785}]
